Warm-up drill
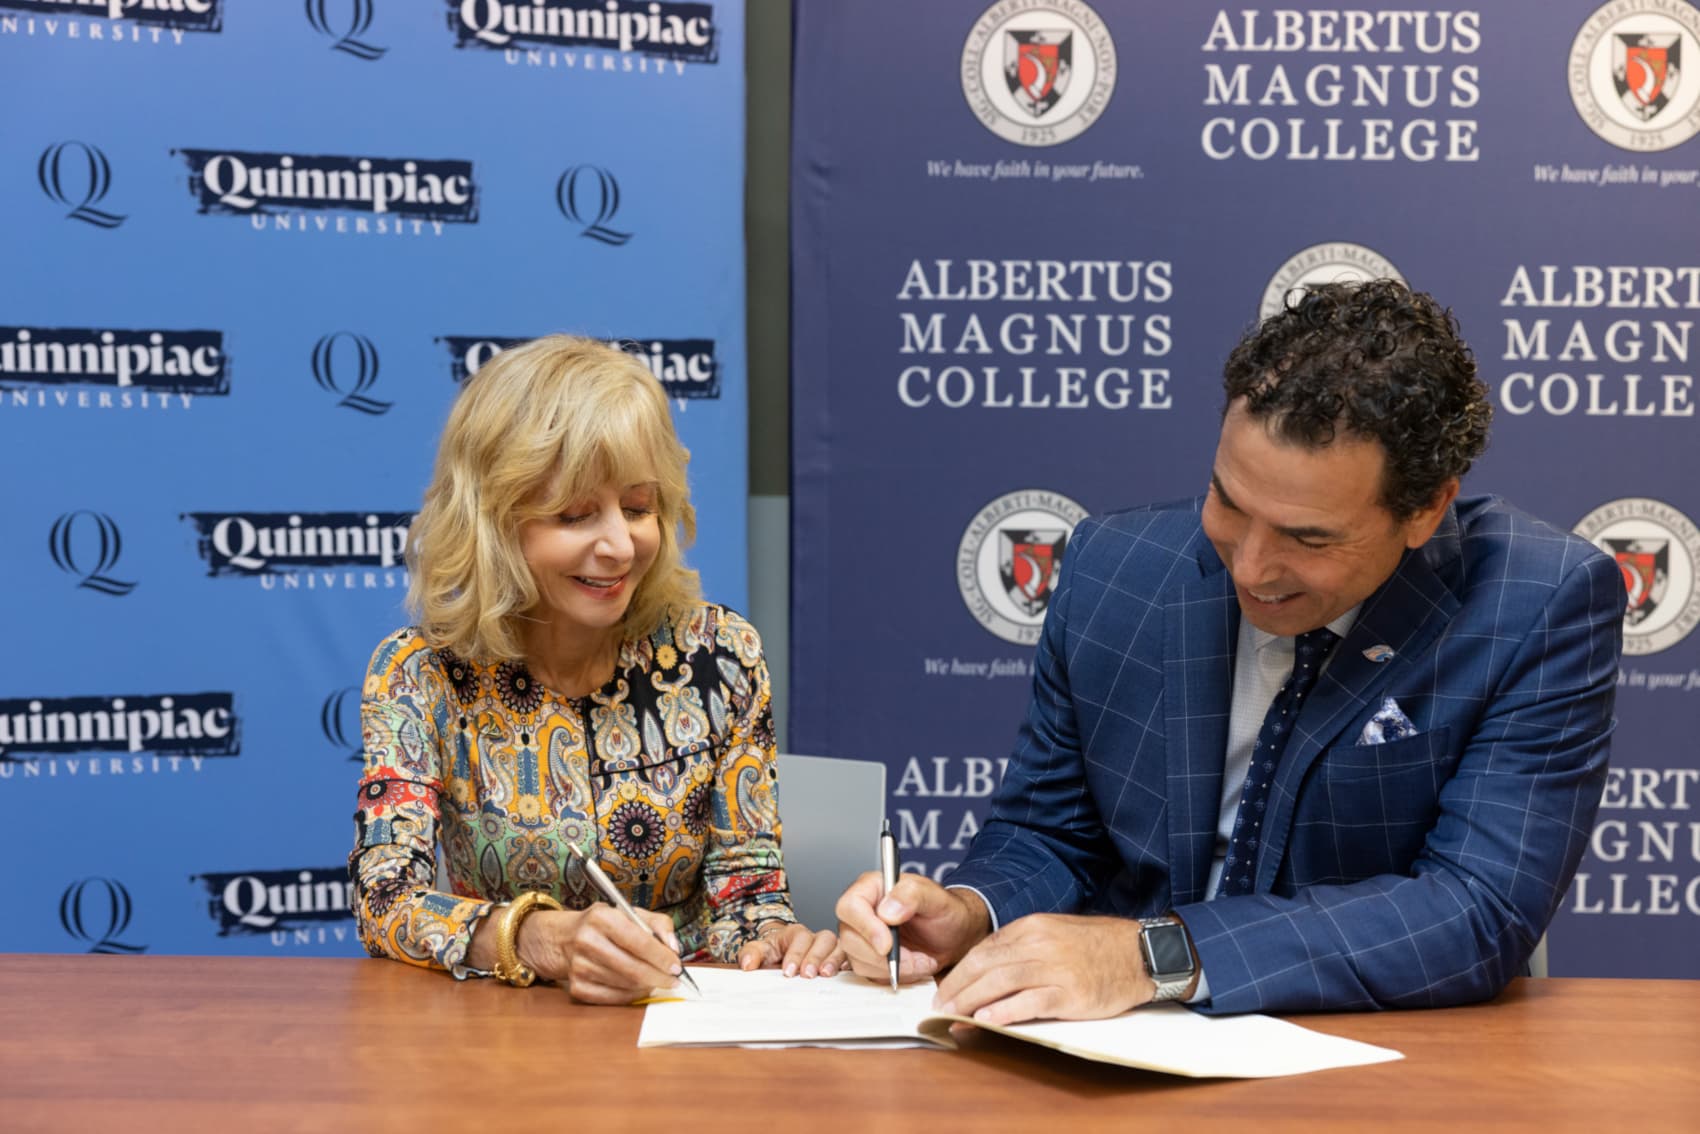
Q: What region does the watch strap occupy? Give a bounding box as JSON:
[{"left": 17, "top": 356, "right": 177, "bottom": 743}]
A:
[{"left": 1139, "top": 915, "right": 1199, "bottom": 1002}]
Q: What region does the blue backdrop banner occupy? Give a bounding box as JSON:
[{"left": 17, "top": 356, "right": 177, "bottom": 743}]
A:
[
  {"left": 791, "top": 0, "right": 1700, "bottom": 979},
  {"left": 1, "top": 0, "right": 747, "bottom": 957}
]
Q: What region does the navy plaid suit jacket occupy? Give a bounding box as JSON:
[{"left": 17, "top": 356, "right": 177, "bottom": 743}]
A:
[{"left": 948, "top": 494, "right": 1622, "bottom": 1014}]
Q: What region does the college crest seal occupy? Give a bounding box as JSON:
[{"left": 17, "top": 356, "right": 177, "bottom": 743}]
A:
[
  {"left": 957, "top": 489, "right": 1088, "bottom": 644},
  {"left": 1259, "top": 242, "right": 1404, "bottom": 322},
  {"left": 1574, "top": 496, "right": 1700, "bottom": 655},
  {"left": 1569, "top": 2, "right": 1700, "bottom": 152},
  {"left": 961, "top": 1, "right": 1117, "bottom": 147}
]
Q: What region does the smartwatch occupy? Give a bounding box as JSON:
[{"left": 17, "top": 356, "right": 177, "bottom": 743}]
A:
[{"left": 1138, "top": 915, "right": 1198, "bottom": 1002}]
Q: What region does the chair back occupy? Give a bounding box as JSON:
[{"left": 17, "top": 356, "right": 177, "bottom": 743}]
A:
[
  {"left": 775, "top": 753, "right": 887, "bottom": 933},
  {"left": 1527, "top": 932, "right": 1549, "bottom": 978}
]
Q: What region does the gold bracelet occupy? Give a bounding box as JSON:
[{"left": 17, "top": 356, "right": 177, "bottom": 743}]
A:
[{"left": 492, "top": 890, "right": 564, "bottom": 987}]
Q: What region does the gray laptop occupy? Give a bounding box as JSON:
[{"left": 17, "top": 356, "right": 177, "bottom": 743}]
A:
[{"left": 775, "top": 753, "right": 887, "bottom": 933}]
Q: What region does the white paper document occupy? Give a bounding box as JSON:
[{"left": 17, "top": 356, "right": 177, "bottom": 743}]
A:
[
  {"left": 638, "top": 966, "right": 940, "bottom": 1046},
  {"left": 636, "top": 968, "right": 1403, "bottom": 1078}
]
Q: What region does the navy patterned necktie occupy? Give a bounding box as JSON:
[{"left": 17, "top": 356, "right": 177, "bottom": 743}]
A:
[{"left": 1217, "top": 626, "right": 1339, "bottom": 898}]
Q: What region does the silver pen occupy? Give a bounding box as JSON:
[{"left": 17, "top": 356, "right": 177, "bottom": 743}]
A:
[
  {"left": 566, "top": 841, "right": 701, "bottom": 996},
  {"left": 879, "top": 818, "right": 900, "bottom": 992}
]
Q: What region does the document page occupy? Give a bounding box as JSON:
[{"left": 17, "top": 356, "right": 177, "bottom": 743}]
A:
[
  {"left": 637, "top": 967, "right": 941, "bottom": 1047},
  {"left": 941, "top": 1004, "right": 1405, "bottom": 1078},
  {"left": 637, "top": 968, "right": 1404, "bottom": 1078}
]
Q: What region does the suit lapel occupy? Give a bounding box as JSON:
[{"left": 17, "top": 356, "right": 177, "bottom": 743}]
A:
[
  {"left": 1256, "top": 508, "right": 1464, "bottom": 891},
  {"left": 1162, "top": 539, "right": 1238, "bottom": 907}
]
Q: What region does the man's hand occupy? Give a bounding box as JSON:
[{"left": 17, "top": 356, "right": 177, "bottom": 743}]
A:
[
  {"left": 736, "top": 922, "right": 845, "bottom": 977},
  {"left": 932, "top": 914, "right": 1152, "bottom": 1025},
  {"left": 835, "top": 872, "right": 990, "bottom": 984}
]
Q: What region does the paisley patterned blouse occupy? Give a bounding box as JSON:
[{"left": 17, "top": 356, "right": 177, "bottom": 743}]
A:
[{"left": 349, "top": 602, "right": 796, "bottom": 976}]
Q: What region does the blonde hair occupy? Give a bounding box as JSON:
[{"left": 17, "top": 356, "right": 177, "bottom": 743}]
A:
[{"left": 407, "top": 334, "right": 700, "bottom": 660}]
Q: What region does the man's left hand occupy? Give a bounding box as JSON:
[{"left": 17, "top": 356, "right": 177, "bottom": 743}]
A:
[{"left": 932, "top": 914, "right": 1152, "bottom": 1025}]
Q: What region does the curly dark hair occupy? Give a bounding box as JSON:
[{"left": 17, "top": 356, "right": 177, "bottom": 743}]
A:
[{"left": 1222, "top": 278, "right": 1491, "bottom": 520}]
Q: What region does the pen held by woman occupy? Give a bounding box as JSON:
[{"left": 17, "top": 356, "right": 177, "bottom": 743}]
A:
[{"left": 568, "top": 841, "right": 702, "bottom": 996}]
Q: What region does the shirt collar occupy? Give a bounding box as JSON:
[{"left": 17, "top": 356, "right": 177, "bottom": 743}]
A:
[{"left": 1247, "top": 605, "right": 1361, "bottom": 655}]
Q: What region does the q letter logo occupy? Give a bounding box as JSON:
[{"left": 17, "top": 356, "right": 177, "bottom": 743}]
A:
[{"left": 37, "top": 142, "right": 126, "bottom": 228}]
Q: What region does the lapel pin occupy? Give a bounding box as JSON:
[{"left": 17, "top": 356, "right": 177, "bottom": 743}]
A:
[{"left": 1363, "top": 644, "right": 1395, "bottom": 663}]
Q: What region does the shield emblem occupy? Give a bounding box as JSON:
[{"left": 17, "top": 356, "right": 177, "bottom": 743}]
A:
[
  {"left": 1605, "top": 537, "right": 1669, "bottom": 625},
  {"left": 1004, "top": 30, "right": 1072, "bottom": 118},
  {"left": 1000, "top": 528, "right": 1067, "bottom": 617},
  {"left": 1613, "top": 34, "right": 1681, "bottom": 121}
]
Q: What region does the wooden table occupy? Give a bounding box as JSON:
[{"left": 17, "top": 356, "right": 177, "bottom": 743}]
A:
[{"left": 1, "top": 955, "right": 1695, "bottom": 1132}]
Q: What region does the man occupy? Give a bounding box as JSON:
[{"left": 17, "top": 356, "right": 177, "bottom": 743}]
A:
[{"left": 837, "top": 279, "right": 1622, "bottom": 1021}]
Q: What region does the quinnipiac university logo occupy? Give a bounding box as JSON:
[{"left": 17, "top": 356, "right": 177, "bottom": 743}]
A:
[
  {"left": 1, "top": 692, "right": 240, "bottom": 769},
  {"left": 445, "top": 0, "right": 718, "bottom": 64},
  {"left": 1575, "top": 497, "right": 1700, "bottom": 655},
  {"left": 1569, "top": 2, "right": 1700, "bottom": 152},
  {"left": 961, "top": 0, "right": 1117, "bottom": 147},
  {"left": 957, "top": 489, "right": 1088, "bottom": 645},
  {"left": 191, "top": 867, "right": 355, "bottom": 944},
  {"left": 174, "top": 147, "right": 477, "bottom": 234},
  {"left": 3, "top": 325, "right": 228, "bottom": 408},
  {"left": 4, "top": 0, "right": 223, "bottom": 35},
  {"left": 59, "top": 877, "right": 146, "bottom": 954},
  {"left": 437, "top": 334, "right": 720, "bottom": 401},
  {"left": 180, "top": 511, "right": 412, "bottom": 591},
  {"left": 1259, "top": 243, "right": 1404, "bottom": 321}
]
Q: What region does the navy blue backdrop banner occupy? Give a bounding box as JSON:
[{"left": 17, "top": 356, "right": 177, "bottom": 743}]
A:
[
  {"left": 1, "top": 1, "right": 747, "bottom": 957},
  {"left": 791, "top": 0, "right": 1700, "bottom": 979}
]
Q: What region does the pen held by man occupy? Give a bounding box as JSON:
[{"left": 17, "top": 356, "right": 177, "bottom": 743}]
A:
[
  {"left": 835, "top": 870, "right": 992, "bottom": 989},
  {"left": 879, "top": 819, "right": 901, "bottom": 991}
]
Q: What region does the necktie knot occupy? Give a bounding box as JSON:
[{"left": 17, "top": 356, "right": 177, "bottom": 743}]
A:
[
  {"left": 1296, "top": 625, "right": 1338, "bottom": 662},
  {"left": 1290, "top": 626, "right": 1339, "bottom": 688}
]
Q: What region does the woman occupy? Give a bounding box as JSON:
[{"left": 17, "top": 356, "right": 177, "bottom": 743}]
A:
[{"left": 350, "top": 334, "right": 839, "bottom": 1001}]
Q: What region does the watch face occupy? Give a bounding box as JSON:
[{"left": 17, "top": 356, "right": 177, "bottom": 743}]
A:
[{"left": 1144, "top": 923, "right": 1192, "bottom": 978}]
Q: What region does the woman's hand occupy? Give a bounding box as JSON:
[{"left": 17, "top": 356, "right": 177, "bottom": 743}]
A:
[
  {"left": 516, "top": 905, "right": 687, "bottom": 1003},
  {"left": 736, "top": 922, "right": 844, "bottom": 977}
]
